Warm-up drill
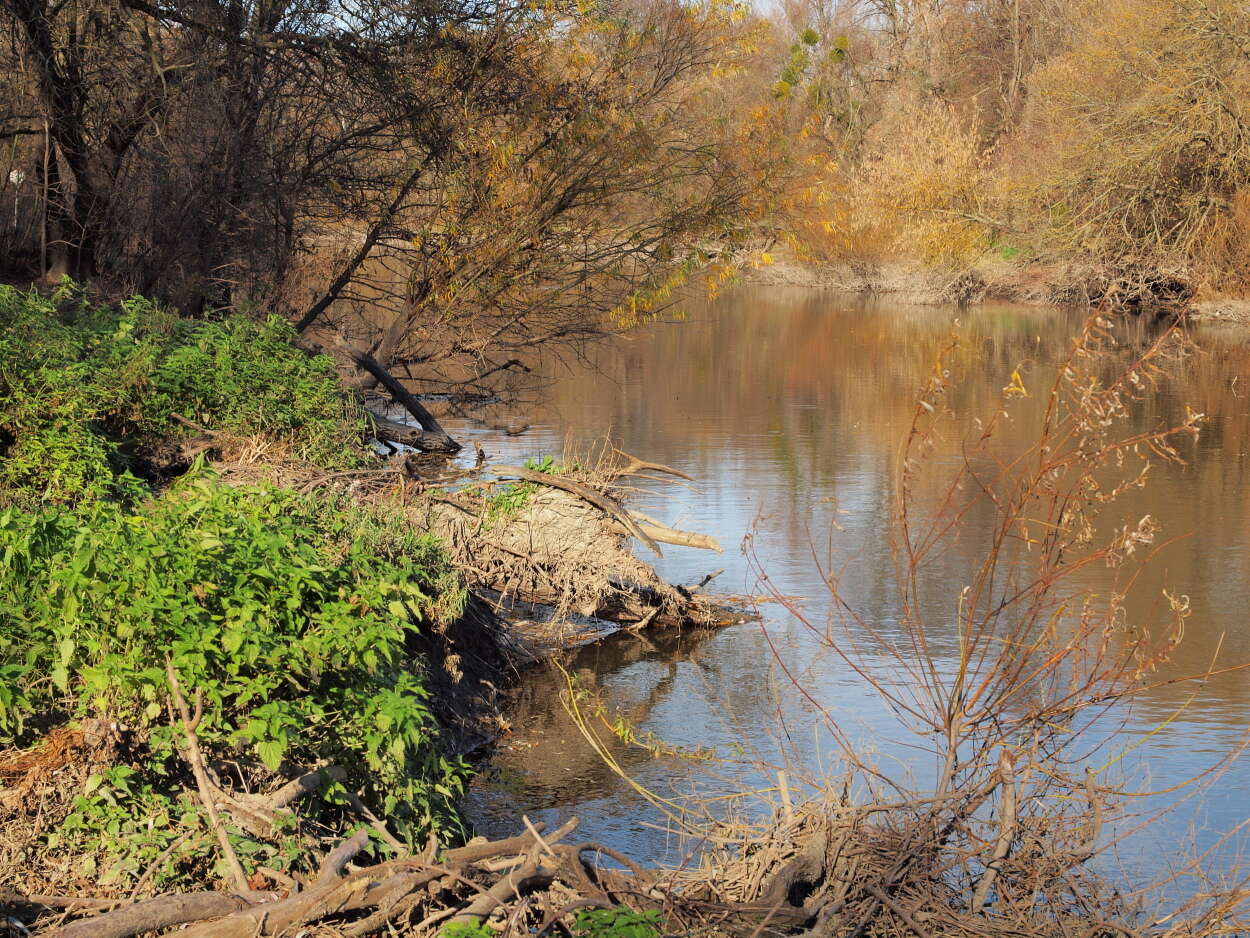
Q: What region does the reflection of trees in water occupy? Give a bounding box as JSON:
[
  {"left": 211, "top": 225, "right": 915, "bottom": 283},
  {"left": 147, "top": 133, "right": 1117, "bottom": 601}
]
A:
[
  {"left": 484, "top": 627, "right": 723, "bottom": 802},
  {"left": 475, "top": 292, "right": 1250, "bottom": 832},
  {"left": 531, "top": 292, "right": 1093, "bottom": 534}
]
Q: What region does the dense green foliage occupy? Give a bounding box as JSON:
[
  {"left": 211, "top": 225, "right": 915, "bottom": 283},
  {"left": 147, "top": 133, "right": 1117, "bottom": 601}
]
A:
[
  {"left": 0, "top": 285, "right": 478, "bottom": 889},
  {"left": 571, "top": 908, "right": 663, "bottom": 938},
  {"left": 441, "top": 907, "right": 662, "bottom": 938},
  {"left": 0, "top": 469, "right": 467, "bottom": 881},
  {"left": 0, "top": 282, "right": 368, "bottom": 506}
]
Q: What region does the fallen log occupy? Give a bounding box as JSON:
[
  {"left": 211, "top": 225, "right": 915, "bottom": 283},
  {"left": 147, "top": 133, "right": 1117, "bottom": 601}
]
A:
[
  {"left": 45, "top": 891, "right": 267, "bottom": 938},
  {"left": 368, "top": 411, "right": 459, "bottom": 454},
  {"left": 345, "top": 346, "right": 459, "bottom": 454},
  {"left": 294, "top": 332, "right": 460, "bottom": 454}
]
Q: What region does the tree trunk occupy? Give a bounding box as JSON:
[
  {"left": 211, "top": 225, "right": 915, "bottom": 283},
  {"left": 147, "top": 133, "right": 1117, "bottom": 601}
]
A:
[
  {"left": 14, "top": 0, "right": 100, "bottom": 280},
  {"left": 343, "top": 344, "right": 460, "bottom": 453}
]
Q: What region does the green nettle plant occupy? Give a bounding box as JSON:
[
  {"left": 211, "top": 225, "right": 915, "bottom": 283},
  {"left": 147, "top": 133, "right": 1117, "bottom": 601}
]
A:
[
  {"left": 570, "top": 908, "right": 664, "bottom": 938},
  {"left": 0, "top": 470, "right": 469, "bottom": 883},
  {"left": 0, "top": 281, "right": 368, "bottom": 506},
  {"left": 440, "top": 908, "right": 663, "bottom": 938}
]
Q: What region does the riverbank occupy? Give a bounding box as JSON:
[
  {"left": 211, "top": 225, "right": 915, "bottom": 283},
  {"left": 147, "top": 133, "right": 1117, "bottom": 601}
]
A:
[
  {"left": 0, "top": 282, "right": 739, "bottom": 934},
  {"left": 4, "top": 282, "right": 1249, "bottom": 936},
  {"left": 743, "top": 251, "right": 1250, "bottom": 323},
  {"left": 744, "top": 254, "right": 1093, "bottom": 306}
]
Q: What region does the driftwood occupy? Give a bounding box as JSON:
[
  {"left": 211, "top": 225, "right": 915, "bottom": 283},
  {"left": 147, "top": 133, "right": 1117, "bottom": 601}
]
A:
[
  {"left": 32, "top": 816, "right": 779, "bottom": 938},
  {"left": 491, "top": 465, "right": 662, "bottom": 556},
  {"left": 43, "top": 891, "right": 266, "bottom": 938},
  {"left": 622, "top": 510, "right": 722, "bottom": 552},
  {"left": 15, "top": 785, "right": 1135, "bottom": 938},
  {"left": 605, "top": 447, "right": 694, "bottom": 481}
]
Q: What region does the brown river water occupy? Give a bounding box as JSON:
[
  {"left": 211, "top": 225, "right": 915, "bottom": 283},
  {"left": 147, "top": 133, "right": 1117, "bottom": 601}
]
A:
[{"left": 435, "top": 286, "right": 1250, "bottom": 894}]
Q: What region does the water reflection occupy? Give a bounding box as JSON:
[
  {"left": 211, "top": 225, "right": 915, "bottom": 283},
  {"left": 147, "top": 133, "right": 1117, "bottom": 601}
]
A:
[{"left": 451, "top": 287, "right": 1250, "bottom": 886}]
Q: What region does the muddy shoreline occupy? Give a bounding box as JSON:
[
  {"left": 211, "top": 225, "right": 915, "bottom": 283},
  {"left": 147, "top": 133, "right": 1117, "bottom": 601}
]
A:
[{"left": 742, "top": 254, "right": 1250, "bottom": 326}]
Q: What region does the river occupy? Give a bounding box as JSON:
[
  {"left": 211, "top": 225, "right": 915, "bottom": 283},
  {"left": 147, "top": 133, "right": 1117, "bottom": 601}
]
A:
[{"left": 438, "top": 286, "right": 1250, "bottom": 898}]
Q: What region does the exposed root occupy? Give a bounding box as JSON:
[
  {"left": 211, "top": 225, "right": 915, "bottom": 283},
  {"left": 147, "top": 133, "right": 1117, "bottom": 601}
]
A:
[
  {"left": 680, "top": 794, "right": 1162, "bottom": 938},
  {"left": 421, "top": 486, "right": 720, "bottom": 634},
  {"left": 0, "top": 721, "right": 121, "bottom": 816}
]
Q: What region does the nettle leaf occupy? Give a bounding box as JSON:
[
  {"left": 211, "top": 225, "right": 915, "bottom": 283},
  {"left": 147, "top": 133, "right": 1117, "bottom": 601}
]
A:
[
  {"left": 222, "top": 629, "right": 245, "bottom": 655},
  {"left": 256, "top": 738, "right": 287, "bottom": 772},
  {"left": 50, "top": 664, "right": 70, "bottom": 693}
]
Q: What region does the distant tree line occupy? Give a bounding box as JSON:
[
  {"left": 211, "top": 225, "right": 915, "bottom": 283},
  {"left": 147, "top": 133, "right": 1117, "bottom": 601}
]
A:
[{"left": 770, "top": 0, "right": 1250, "bottom": 298}]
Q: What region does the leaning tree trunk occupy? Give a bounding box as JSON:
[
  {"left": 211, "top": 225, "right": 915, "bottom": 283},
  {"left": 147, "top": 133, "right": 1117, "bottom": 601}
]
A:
[{"left": 346, "top": 345, "right": 460, "bottom": 453}]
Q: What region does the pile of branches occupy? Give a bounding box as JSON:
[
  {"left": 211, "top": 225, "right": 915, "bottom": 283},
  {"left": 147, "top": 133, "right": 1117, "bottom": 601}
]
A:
[
  {"left": 687, "top": 797, "right": 1145, "bottom": 938},
  {"left": 9, "top": 794, "right": 1184, "bottom": 938},
  {"left": 8, "top": 816, "right": 814, "bottom": 938}
]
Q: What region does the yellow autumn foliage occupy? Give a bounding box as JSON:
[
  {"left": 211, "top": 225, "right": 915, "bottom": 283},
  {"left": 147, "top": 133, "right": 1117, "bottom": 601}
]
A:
[
  {"left": 1015, "top": 0, "right": 1250, "bottom": 288},
  {"left": 790, "top": 94, "right": 993, "bottom": 269},
  {"left": 854, "top": 94, "right": 992, "bottom": 267}
]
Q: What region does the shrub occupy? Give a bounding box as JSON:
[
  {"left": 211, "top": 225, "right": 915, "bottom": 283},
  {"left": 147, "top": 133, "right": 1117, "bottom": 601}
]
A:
[
  {"left": 787, "top": 93, "right": 993, "bottom": 270},
  {"left": 1016, "top": 0, "right": 1250, "bottom": 285},
  {"left": 0, "top": 282, "right": 369, "bottom": 506},
  {"left": 854, "top": 93, "right": 993, "bottom": 267},
  {"left": 139, "top": 314, "right": 367, "bottom": 466},
  {"left": 0, "top": 469, "right": 468, "bottom": 882}
]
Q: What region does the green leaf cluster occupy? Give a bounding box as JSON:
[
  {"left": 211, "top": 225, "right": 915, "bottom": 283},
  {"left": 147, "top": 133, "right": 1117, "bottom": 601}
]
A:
[
  {"left": 483, "top": 454, "right": 563, "bottom": 525},
  {"left": 571, "top": 908, "right": 663, "bottom": 938},
  {"left": 441, "top": 907, "right": 663, "bottom": 938},
  {"left": 775, "top": 32, "right": 820, "bottom": 96},
  {"left": 0, "top": 469, "right": 469, "bottom": 880},
  {"left": 0, "top": 282, "right": 369, "bottom": 507}
]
